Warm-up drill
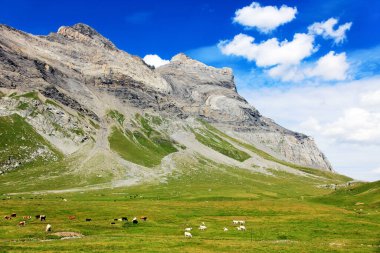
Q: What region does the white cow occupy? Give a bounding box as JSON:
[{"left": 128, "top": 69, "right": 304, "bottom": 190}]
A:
[
  {"left": 185, "top": 227, "right": 192, "bottom": 231},
  {"left": 232, "top": 220, "right": 239, "bottom": 225},
  {"left": 239, "top": 225, "right": 246, "bottom": 231},
  {"left": 45, "top": 224, "right": 52, "bottom": 232},
  {"left": 199, "top": 225, "right": 207, "bottom": 230},
  {"left": 184, "top": 232, "right": 192, "bottom": 238},
  {"left": 223, "top": 227, "right": 228, "bottom": 232},
  {"left": 239, "top": 220, "right": 245, "bottom": 225}
]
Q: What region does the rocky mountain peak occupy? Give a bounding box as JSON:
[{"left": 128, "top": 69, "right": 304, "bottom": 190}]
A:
[{"left": 57, "top": 23, "right": 116, "bottom": 49}]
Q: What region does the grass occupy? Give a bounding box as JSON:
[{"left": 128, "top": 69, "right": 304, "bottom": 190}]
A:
[
  {"left": 45, "top": 99, "right": 62, "bottom": 108},
  {"left": 16, "top": 101, "right": 30, "bottom": 110},
  {"left": 0, "top": 157, "right": 378, "bottom": 252},
  {"left": 108, "top": 126, "right": 177, "bottom": 167},
  {"left": 313, "top": 180, "right": 380, "bottom": 208},
  {"left": 107, "top": 110, "right": 125, "bottom": 126},
  {"left": 200, "top": 120, "right": 351, "bottom": 181},
  {"left": 0, "top": 114, "right": 62, "bottom": 171},
  {"left": 193, "top": 127, "right": 250, "bottom": 162},
  {"left": 89, "top": 119, "right": 100, "bottom": 130},
  {"left": 14, "top": 91, "right": 40, "bottom": 101}
]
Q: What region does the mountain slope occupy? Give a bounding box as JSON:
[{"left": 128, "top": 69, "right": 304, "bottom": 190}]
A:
[{"left": 0, "top": 23, "right": 336, "bottom": 191}]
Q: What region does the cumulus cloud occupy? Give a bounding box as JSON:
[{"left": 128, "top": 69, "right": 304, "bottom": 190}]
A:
[
  {"left": 308, "top": 18, "right": 352, "bottom": 44},
  {"left": 219, "top": 33, "right": 315, "bottom": 67},
  {"left": 233, "top": 2, "right": 297, "bottom": 33},
  {"left": 238, "top": 77, "right": 380, "bottom": 181},
  {"left": 307, "top": 51, "right": 349, "bottom": 80},
  {"left": 268, "top": 51, "right": 349, "bottom": 81},
  {"left": 143, "top": 54, "right": 170, "bottom": 68}
]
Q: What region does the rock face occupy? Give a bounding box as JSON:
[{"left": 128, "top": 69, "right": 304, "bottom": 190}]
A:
[{"left": 0, "top": 23, "right": 332, "bottom": 171}]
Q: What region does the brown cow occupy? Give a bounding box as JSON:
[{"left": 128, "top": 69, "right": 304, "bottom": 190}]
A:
[
  {"left": 4, "top": 216, "right": 11, "bottom": 220},
  {"left": 10, "top": 213, "right": 16, "bottom": 218},
  {"left": 18, "top": 221, "right": 26, "bottom": 226},
  {"left": 140, "top": 216, "right": 148, "bottom": 221},
  {"left": 68, "top": 215, "right": 76, "bottom": 220},
  {"left": 23, "top": 216, "right": 31, "bottom": 220}
]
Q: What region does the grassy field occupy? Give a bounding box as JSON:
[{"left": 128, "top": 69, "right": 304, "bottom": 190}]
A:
[{"left": 0, "top": 157, "right": 379, "bottom": 252}]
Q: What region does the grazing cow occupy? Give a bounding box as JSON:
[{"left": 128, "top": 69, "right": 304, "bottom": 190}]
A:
[
  {"left": 40, "top": 215, "right": 46, "bottom": 221},
  {"left": 18, "top": 221, "right": 26, "bottom": 226},
  {"left": 199, "top": 225, "right": 207, "bottom": 230},
  {"left": 11, "top": 213, "right": 16, "bottom": 218},
  {"left": 140, "top": 216, "right": 147, "bottom": 221},
  {"left": 23, "top": 216, "right": 31, "bottom": 220},
  {"left": 122, "top": 217, "right": 128, "bottom": 221},
  {"left": 35, "top": 215, "right": 41, "bottom": 220},
  {"left": 185, "top": 227, "right": 192, "bottom": 231},
  {"left": 184, "top": 232, "right": 192, "bottom": 238},
  {"left": 45, "top": 224, "right": 52, "bottom": 232},
  {"left": 237, "top": 225, "right": 246, "bottom": 231},
  {"left": 132, "top": 217, "right": 138, "bottom": 224},
  {"left": 111, "top": 222, "right": 116, "bottom": 225},
  {"left": 85, "top": 218, "right": 92, "bottom": 222},
  {"left": 238, "top": 220, "right": 245, "bottom": 225},
  {"left": 68, "top": 215, "right": 76, "bottom": 220},
  {"left": 4, "top": 216, "right": 11, "bottom": 220},
  {"left": 232, "top": 220, "right": 239, "bottom": 225},
  {"left": 223, "top": 227, "right": 228, "bottom": 232}
]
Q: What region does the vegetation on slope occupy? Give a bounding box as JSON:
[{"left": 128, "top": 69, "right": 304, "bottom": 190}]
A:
[
  {"left": 313, "top": 180, "right": 380, "bottom": 208},
  {"left": 109, "top": 114, "right": 177, "bottom": 167},
  {"left": 107, "top": 109, "right": 125, "bottom": 126},
  {"left": 0, "top": 114, "right": 62, "bottom": 172},
  {"left": 199, "top": 120, "right": 351, "bottom": 181},
  {"left": 192, "top": 127, "right": 250, "bottom": 162}
]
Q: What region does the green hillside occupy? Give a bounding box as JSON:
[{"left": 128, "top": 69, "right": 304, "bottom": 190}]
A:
[
  {"left": 0, "top": 114, "right": 61, "bottom": 172},
  {"left": 108, "top": 113, "right": 178, "bottom": 167}
]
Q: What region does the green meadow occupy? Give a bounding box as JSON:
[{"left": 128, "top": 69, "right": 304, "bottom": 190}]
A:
[{"left": 0, "top": 157, "right": 379, "bottom": 252}]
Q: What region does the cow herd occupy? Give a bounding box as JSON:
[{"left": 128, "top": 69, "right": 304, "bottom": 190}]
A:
[
  {"left": 3, "top": 212, "right": 148, "bottom": 232},
  {"left": 183, "top": 220, "right": 248, "bottom": 238},
  {"left": 4, "top": 212, "right": 248, "bottom": 239}
]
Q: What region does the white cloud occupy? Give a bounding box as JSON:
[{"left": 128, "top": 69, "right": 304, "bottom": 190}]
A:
[
  {"left": 268, "top": 51, "right": 349, "bottom": 81},
  {"left": 308, "top": 18, "right": 352, "bottom": 44},
  {"left": 219, "top": 33, "right": 315, "bottom": 67},
  {"left": 307, "top": 51, "right": 349, "bottom": 80},
  {"left": 361, "top": 90, "right": 380, "bottom": 106},
  {"left": 323, "top": 108, "right": 380, "bottom": 144},
  {"left": 233, "top": 2, "right": 297, "bottom": 33},
  {"left": 143, "top": 54, "right": 170, "bottom": 68},
  {"left": 238, "top": 77, "right": 380, "bottom": 181}
]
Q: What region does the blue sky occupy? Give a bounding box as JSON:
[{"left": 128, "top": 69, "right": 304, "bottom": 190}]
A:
[{"left": 1, "top": 0, "right": 380, "bottom": 181}]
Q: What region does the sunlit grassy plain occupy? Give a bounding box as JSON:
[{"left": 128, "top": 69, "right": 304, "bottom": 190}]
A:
[{"left": 0, "top": 156, "right": 379, "bottom": 253}]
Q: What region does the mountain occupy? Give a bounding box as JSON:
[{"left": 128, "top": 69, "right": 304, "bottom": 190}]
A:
[{"left": 0, "top": 23, "right": 333, "bottom": 186}]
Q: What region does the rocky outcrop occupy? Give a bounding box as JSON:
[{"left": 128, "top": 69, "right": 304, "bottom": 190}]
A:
[{"left": 0, "top": 23, "right": 332, "bottom": 171}]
